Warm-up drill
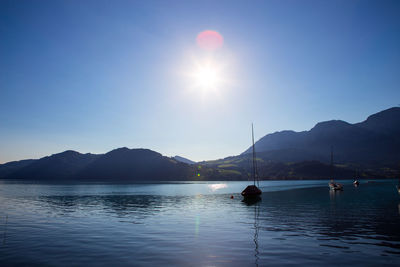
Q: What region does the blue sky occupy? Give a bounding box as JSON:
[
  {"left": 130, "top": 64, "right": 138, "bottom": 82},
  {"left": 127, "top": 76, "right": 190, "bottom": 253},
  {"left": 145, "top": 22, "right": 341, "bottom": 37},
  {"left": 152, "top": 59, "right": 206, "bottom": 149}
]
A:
[{"left": 1, "top": 0, "right": 400, "bottom": 163}]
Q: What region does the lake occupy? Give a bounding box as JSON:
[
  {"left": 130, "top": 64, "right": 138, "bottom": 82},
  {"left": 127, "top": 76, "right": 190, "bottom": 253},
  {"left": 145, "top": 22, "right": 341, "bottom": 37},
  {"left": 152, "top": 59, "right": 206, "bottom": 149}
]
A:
[{"left": 0, "top": 179, "right": 400, "bottom": 266}]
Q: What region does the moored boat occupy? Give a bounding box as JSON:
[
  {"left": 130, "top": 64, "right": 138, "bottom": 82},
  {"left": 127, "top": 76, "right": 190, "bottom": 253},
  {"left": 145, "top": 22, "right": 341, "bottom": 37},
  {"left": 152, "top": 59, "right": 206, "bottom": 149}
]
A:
[
  {"left": 353, "top": 170, "right": 360, "bottom": 186},
  {"left": 328, "top": 146, "right": 343, "bottom": 191},
  {"left": 397, "top": 173, "right": 400, "bottom": 194},
  {"left": 241, "top": 124, "right": 262, "bottom": 199},
  {"left": 242, "top": 185, "right": 262, "bottom": 197},
  {"left": 397, "top": 164, "right": 400, "bottom": 194},
  {"left": 329, "top": 181, "right": 343, "bottom": 191}
]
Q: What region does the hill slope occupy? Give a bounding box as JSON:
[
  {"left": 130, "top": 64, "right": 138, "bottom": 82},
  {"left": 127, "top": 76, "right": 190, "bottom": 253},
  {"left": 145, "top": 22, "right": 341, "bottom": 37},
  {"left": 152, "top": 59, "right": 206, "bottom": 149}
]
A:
[
  {"left": 1, "top": 107, "right": 398, "bottom": 180},
  {"left": 242, "top": 107, "right": 400, "bottom": 166},
  {"left": 6, "top": 151, "right": 100, "bottom": 180},
  {"left": 74, "top": 148, "right": 195, "bottom": 181},
  {"left": 0, "top": 159, "right": 37, "bottom": 178},
  {"left": 1, "top": 148, "right": 239, "bottom": 181}
]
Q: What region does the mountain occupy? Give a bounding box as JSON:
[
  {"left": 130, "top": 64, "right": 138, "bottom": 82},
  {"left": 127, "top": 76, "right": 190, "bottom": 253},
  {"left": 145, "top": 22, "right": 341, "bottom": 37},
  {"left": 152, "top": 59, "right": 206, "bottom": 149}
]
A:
[
  {"left": 357, "top": 107, "right": 400, "bottom": 135},
  {"left": 74, "top": 148, "right": 195, "bottom": 181},
  {"left": 173, "top": 155, "right": 196, "bottom": 165},
  {"left": 242, "top": 107, "right": 400, "bottom": 167},
  {"left": 1, "top": 107, "right": 398, "bottom": 180},
  {"left": 1, "top": 147, "right": 238, "bottom": 181},
  {"left": 6, "top": 150, "right": 100, "bottom": 180},
  {"left": 201, "top": 107, "right": 400, "bottom": 179},
  {"left": 0, "top": 159, "right": 37, "bottom": 178}
]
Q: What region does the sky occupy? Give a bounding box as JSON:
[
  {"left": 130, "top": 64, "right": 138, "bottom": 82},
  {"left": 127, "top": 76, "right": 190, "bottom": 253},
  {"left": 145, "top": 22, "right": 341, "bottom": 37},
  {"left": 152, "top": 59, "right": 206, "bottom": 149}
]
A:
[{"left": 1, "top": 0, "right": 400, "bottom": 163}]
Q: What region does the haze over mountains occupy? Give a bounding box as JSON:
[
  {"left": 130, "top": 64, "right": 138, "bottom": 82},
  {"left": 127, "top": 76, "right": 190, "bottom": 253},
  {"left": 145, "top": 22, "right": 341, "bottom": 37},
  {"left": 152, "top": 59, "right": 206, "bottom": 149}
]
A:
[{"left": 0, "top": 107, "right": 399, "bottom": 181}]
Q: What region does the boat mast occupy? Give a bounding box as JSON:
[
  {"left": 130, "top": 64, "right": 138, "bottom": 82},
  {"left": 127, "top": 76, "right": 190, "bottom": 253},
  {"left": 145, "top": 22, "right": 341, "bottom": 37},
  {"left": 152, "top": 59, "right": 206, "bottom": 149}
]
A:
[
  {"left": 252, "top": 123, "right": 257, "bottom": 186},
  {"left": 398, "top": 163, "right": 400, "bottom": 187},
  {"left": 330, "top": 146, "right": 333, "bottom": 180}
]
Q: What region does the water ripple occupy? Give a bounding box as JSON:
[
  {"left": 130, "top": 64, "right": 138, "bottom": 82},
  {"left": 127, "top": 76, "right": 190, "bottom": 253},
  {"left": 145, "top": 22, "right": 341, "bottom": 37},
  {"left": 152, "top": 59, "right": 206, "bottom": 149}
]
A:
[{"left": 0, "top": 180, "right": 399, "bottom": 266}]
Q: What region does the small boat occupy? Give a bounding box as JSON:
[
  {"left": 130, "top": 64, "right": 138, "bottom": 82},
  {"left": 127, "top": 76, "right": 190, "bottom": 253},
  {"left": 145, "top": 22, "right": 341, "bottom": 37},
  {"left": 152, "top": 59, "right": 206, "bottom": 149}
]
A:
[
  {"left": 328, "top": 146, "right": 343, "bottom": 191},
  {"left": 396, "top": 164, "right": 400, "bottom": 193},
  {"left": 353, "top": 169, "right": 360, "bottom": 186},
  {"left": 242, "top": 124, "right": 262, "bottom": 199},
  {"left": 329, "top": 181, "right": 343, "bottom": 191},
  {"left": 242, "top": 185, "right": 262, "bottom": 198}
]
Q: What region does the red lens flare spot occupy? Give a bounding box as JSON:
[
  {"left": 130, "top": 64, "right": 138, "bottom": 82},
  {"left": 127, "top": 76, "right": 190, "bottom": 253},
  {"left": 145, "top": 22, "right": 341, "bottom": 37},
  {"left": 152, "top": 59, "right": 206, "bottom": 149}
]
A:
[{"left": 196, "top": 30, "right": 224, "bottom": 51}]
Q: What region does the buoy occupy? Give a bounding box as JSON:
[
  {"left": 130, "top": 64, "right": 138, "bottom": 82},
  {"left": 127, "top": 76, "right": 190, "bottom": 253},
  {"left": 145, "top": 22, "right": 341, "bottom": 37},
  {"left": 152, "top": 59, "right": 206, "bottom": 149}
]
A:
[{"left": 230, "top": 195, "right": 234, "bottom": 199}]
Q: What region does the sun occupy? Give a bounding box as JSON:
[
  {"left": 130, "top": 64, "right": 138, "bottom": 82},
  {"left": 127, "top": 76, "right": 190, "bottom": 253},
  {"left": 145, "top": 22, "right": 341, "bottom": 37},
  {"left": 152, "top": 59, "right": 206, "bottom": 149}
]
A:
[
  {"left": 179, "top": 52, "right": 234, "bottom": 100},
  {"left": 188, "top": 60, "right": 224, "bottom": 94},
  {"left": 193, "top": 64, "right": 220, "bottom": 90},
  {"left": 174, "top": 30, "right": 238, "bottom": 103}
]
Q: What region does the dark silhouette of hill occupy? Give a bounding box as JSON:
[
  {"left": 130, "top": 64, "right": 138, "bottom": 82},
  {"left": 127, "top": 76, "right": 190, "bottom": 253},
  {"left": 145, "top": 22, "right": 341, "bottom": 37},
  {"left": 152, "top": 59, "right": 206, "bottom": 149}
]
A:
[
  {"left": 0, "top": 148, "right": 241, "bottom": 181},
  {"left": 6, "top": 150, "right": 100, "bottom": 180},
  {"left": 242, "top": 107, "right": 400, "bottom": 167},
  {"left": 1, "top": 107, "right": 398, "bottom": 180},
  {"left": 0, "top": 159, "right": 36, "bottom": 178},
  {"left": 74, "top": 148, "right": 195, "bottom": 181},
  {"left": 357, "top": 107, "right": 400, "bottom": 135},
  {"left": 2, "top": 148, "right": 198, "bottom": 181},
  {"left": 200, "top": 152, "right": 383, "bottom": 180}
]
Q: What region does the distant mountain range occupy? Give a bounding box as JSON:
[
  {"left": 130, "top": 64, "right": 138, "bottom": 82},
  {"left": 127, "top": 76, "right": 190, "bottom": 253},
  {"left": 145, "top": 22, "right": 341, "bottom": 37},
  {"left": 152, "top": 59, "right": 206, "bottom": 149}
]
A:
[
  {"left": 0, "top": 148, "right": 241, "bottom": 181},
  {"left": 0, "top": 148, "right": 194, "bottom": 181},
  {"left": 242, "top": 107, "right": 400, "bottom": 165},
  {"left": 203, "top": 107, "right": 400, "bottom": 179},
  {"left": 0, "top": 107, "right": 399, "bottom": 181}
]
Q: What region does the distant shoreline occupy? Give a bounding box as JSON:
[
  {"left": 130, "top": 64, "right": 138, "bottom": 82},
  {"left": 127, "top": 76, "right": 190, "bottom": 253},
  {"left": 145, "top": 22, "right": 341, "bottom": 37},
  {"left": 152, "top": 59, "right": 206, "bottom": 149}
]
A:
[{"left": 0, "top": 178, "right": 394, "bottom": 184}]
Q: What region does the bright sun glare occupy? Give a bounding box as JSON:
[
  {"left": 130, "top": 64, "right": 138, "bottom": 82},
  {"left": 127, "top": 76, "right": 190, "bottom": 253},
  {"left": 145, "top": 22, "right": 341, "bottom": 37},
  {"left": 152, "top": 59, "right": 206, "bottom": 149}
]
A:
[
  {"left": 193, "top": 63, "right": 220, "bottom": 90},
  {"left": 179, "top": 30, "right": 233, "bottom": 99},
  {"left": 182, "top": 57, "right": 230, "bottom": 98}
]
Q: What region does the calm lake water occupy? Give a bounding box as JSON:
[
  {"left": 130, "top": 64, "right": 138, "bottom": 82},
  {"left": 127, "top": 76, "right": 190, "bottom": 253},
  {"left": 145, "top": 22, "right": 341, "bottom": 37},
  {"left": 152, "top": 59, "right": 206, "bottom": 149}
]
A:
[{"left": 0, "top": 179, "right": 400, "bottom": 266}]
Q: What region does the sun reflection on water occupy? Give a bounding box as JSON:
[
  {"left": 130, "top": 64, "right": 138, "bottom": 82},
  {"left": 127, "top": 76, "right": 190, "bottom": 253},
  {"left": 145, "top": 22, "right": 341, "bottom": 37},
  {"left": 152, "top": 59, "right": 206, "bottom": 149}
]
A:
[{"left": 207, "top": 183, "right": 228, "bottom": 192}]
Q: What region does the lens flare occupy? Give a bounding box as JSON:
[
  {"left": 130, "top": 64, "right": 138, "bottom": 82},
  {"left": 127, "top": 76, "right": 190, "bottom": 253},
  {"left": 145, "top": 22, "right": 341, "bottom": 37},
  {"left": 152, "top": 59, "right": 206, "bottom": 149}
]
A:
[{"left": 196, "top": 30, "right": 224, "bottom": 51}]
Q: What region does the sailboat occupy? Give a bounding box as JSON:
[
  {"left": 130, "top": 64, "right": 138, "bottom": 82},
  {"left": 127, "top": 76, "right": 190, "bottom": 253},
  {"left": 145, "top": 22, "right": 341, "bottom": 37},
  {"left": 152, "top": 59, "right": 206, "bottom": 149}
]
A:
[
  {"left": 241, "top": 124, "right": 262, "bottom": 199},
  {"left": 353, "top": 169, "right": 360, "bottom": 187},
  {"left": 396, "top": 161, "right": 400, "bottom": 193},
  {"left": 328, "top": 146, "right": 343, "bottom": 191}
]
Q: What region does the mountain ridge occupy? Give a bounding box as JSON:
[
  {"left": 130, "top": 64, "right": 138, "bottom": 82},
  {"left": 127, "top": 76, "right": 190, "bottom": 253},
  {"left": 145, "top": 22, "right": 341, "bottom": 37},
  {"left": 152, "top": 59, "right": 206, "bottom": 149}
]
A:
[
  {"left": 242, "top": 107, "right": 400, "bottom": 166},
  {"left": 1, "top": 107, "right": 399, "bottom": 180}
]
